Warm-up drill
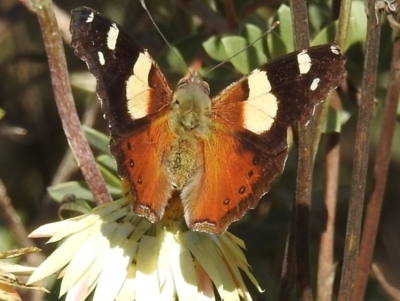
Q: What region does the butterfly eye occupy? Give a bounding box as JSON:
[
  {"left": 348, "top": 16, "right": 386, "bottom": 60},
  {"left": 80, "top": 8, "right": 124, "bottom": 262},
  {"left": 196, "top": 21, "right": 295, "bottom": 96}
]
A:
[
  {"left": 201, "top": 81, "right": 210, "bottom": 95},
  {"left": 177, "top": 78, "right": 188, "bottom": 89}
]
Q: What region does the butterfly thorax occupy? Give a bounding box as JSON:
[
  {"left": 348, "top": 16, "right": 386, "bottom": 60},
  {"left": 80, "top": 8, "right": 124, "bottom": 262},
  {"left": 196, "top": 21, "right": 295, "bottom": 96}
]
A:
[{"left": 165, "top": 72, "right": 211, "bottom": 190}]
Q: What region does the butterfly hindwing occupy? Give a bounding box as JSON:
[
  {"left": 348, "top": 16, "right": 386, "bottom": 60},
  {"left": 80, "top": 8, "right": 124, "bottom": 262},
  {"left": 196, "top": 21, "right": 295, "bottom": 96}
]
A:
[
  {"left": 111, "top": 113, "right": 175, "bottom": 222},
  {"left": 183, "top": 127, "right": 287, "bottom": 233}
]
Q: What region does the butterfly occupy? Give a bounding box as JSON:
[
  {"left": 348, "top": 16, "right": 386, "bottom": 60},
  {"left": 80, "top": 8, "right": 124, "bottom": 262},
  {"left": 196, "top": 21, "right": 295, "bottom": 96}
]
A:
[{"left": 70, "top": 7, "right": 346, "bottom": 234}]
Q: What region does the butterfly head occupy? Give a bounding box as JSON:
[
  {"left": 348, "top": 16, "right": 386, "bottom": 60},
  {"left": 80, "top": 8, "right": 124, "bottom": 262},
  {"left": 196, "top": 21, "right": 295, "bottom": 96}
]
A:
[{"left": 169, "top": 72, "right": 212, "bottom": 136}]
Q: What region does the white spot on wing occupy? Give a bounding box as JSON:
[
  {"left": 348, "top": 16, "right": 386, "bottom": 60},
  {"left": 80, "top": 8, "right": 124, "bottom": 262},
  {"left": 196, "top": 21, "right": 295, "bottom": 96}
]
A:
[
  {"left": 310, "top": 78, "right": 320, "bottom": 91},
  {"left": 107, "top": 23, "right": 119, "bottom": 50},
  {"left": 98, "top": 51, "right": 105, "bottom": 65},
  {"left": 330, "top": 45, "right": 340, "bottom": 55},
  {"left": 243, "top": 69, "right": 278, "bottom": 134},
  {"left": 86, "top": 12, "right": 94, "bottom": 23},
  {"left": 297, "top": 50, "right": 312, "bottom": 74},
  {"left": 126, "top": 52, "right": 153, "bottom": 119}
]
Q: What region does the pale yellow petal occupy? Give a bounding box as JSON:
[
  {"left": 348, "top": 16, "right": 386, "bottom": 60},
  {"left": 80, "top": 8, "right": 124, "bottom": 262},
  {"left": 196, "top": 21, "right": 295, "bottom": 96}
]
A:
[
  {"left": 0, "top": 262, "right": 36, "bottom": 275},
  {"left": 60, "top": 227, "right": 103, "bottom": 295},
  {"left": 182, "top": 232, "right": 239, "bottom": 301},
  {"left": 28, "top": 218, "right": 85, "bottom": 238},
  {"left": 67, "top": 234, "right": 112, "bottom": 299},
  {"left": 48, "top": 215, "right": 99, "bottom": 243},
  {"left": 92, "top": 199, "right": 127, "bottom": 216},
  {"left": 28, "top": 227, "right": 92, "bottom": 284},
  {"left": 129, "top": 219, "right": 152, "bottom": 241},
  {"left": 157, "top": 231, "right": 174, "bottom": 287},
  {"left": 65, "top": 274, "right": 91, "bottom": 301},
  {"left": 224, "top": 232, "right": 246, "bottom": 248},
  {"left": 218, "top": 234, "right": 247, "bottom": 266},
  {"left": 220, "top": 235, "right": 262, "bottom": 294},
  {"left": 136, "top": 235, "right": 161, "bottom": 301},
  {"left": 217, "top": 245, "right": 252, "bottom": 301},
  {"left": 93, "top": 224, "right": 135, "bottom": 301},
  {"left": 116, "top": 264, "right": 136, "bottom": 301},
  {"left": 194, "top": 260, "right": 215, "bottom": 301},
  {"left": 101, "top": 207, "right": 130, "bottom": 223},
  {"left": 159, "top": 268, "right": 175, "bottom": 301},
  {"left": 171, "top": 234, "right": 197, "bottom": 301}
]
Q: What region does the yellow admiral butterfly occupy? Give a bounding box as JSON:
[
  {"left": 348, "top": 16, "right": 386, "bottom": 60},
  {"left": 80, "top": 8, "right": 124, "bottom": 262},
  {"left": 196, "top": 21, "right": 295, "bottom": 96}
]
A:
[{"left": 70, "top": 7, "right": 346, "bottom": 234}]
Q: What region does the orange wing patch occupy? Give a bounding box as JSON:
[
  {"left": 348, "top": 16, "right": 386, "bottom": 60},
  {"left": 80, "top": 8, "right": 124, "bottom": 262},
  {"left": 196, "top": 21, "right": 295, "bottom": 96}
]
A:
[
  {"left": 111, "top": 114, "right": 175, "bottom": 222},
  {"left": 181, "top": 126, "right": 287, "bottom": 234}
]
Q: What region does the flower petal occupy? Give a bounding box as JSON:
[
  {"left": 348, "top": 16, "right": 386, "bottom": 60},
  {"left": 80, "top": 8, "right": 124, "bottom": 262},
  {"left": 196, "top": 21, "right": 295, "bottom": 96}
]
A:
[
  {"left": 60, "top": 225, "right": 102, "bottom": 295},
  {"left": 135, "top": 235, "right": 161, "bottom": 301},
  {"left": 159, "top": 269, "right": 174, "bottom": 300},
  {"left": 194, "top": 260, "right": 215, "bottom": 301},
  {"left": 182, "top": 232, "right": 240, "bottom": 301},
  {"left": 157, "top": 231, "right": 174, "bottom": 287},
  {"left": 27, "top": 227, "right": 92, "bottom": 285},
  {"left": 93, "top": 223, "right": 135, "bottom": 301},
  {"left": 171, "top": 234, "right": 197, "bottom": 301},
  {"left": 49, "top": 215, "right": 100, "bottom": 243},
  {"left": 64, "top": 274, "right": 91, "bottom": 301},
  {"left": 28, "top": 218, "right": 85, "bottom": 239},
  {"left": 116, "top": 264, "right": 136, "bottom": 301}
]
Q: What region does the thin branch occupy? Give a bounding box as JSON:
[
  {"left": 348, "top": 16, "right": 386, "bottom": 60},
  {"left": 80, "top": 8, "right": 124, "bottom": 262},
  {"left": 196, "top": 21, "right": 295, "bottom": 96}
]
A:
[
  {"left": 371, "top": 263, "right": 400, "bottom": 300},
  {"left": 280, "top": 0, "right": 314, "bottom": 301},
  {"left": 16, "top": 0, "right": 71, "bottom": 43},
  {"left": 0, "top": 178, "right": 47, "bottom": 301},
  {"left": 317, "top": 133, "right": 340, "bottom": 301},
  {"left": 32, "top": 0, "right": 112, "bottom": 205},
  {"left": 278, "top": 206, "right": 297, "bottom": 301},
  {"left": 223, "top": 0, "right": 238, "bottom": 32},
  {"left": 310, "top": 0, "right": 350, "bottom": 161},
  {"left": 352, "top": 9, "right": 400, "bottom": 301},
  {"left": 315, "top": 0, "right": 351, "bottom": 294},
  {"left": 338, "top": 0, "right": 382, "bottom": 299},
  {"left": 0, "top": 178, "right": 43, "bottom": 265},
  {"left": 336, "top": 0, "right": 353, "bottom": 47}
]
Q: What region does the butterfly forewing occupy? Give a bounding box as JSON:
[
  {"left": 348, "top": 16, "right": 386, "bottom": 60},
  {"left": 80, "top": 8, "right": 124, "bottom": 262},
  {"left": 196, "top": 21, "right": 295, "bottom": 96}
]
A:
[
  {"left": 71, "top": 7, "right": 174, "bottom": 222},
  {"left": 70, "top": 7, "right": 173, "bottom": 134}
]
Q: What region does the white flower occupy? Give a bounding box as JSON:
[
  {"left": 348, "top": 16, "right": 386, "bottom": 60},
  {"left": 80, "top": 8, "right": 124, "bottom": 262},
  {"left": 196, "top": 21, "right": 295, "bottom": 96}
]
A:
[{"left": 28, "top": 198, "right": 261, "bottom": 301}]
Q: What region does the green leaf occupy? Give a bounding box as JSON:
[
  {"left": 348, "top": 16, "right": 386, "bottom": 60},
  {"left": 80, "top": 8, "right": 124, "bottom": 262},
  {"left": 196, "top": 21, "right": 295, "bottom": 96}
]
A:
[
  {"left": 267, "top": 4, "right": 294, "bottom": 59},
  {"left": 323, "top": 106, "right": 352, "bottom": 133},
  {"left": 0, "top": 107, "right": 5, "bottom": 120},
  {"left": 344, "top": 1, "right": 368, "bottom": 51},
  {"left": 158, "top": 45, "right": 187, "bottom": 75},
  {"left": 48, "top": 182, "right": 94, "bottom": 202},
  {"left": 323, "top": 106, "right": 341, "bottom": 133},
  {"left": 311, "top": 20, "right": 339, "bottom": 46},
  {"left": 96, "top": 154, "right": 117, "bottom": 173},
  {"left": 97, "top": 164, "right": 121, "bottom": 191},
  {"left": 221, "top": 36, "right": 267, "bottom": 74},
  {"left": 59, "top": 197, "right": 93, "bottom": 219},
  {"left": 312, "top": 1, "right": 367, "bottom": 50},
  {"left": 241, "top": 23, "right": 265, "bottom": 55},
  {"left": 203, "top": 35, "right": 229, "bottom": 62},
  {"left": 83, "top": 126, "right": 111, "bottom": 155}
]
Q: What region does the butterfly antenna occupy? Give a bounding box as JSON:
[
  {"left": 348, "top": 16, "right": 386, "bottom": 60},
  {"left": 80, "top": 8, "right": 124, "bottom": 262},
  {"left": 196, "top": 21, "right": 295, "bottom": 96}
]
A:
[
  {"left": 139, "top": 0, "right": 191, "bottom": 75},
  {"left": 204, "top": 21, "right": 280, "bottom": 75}
]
